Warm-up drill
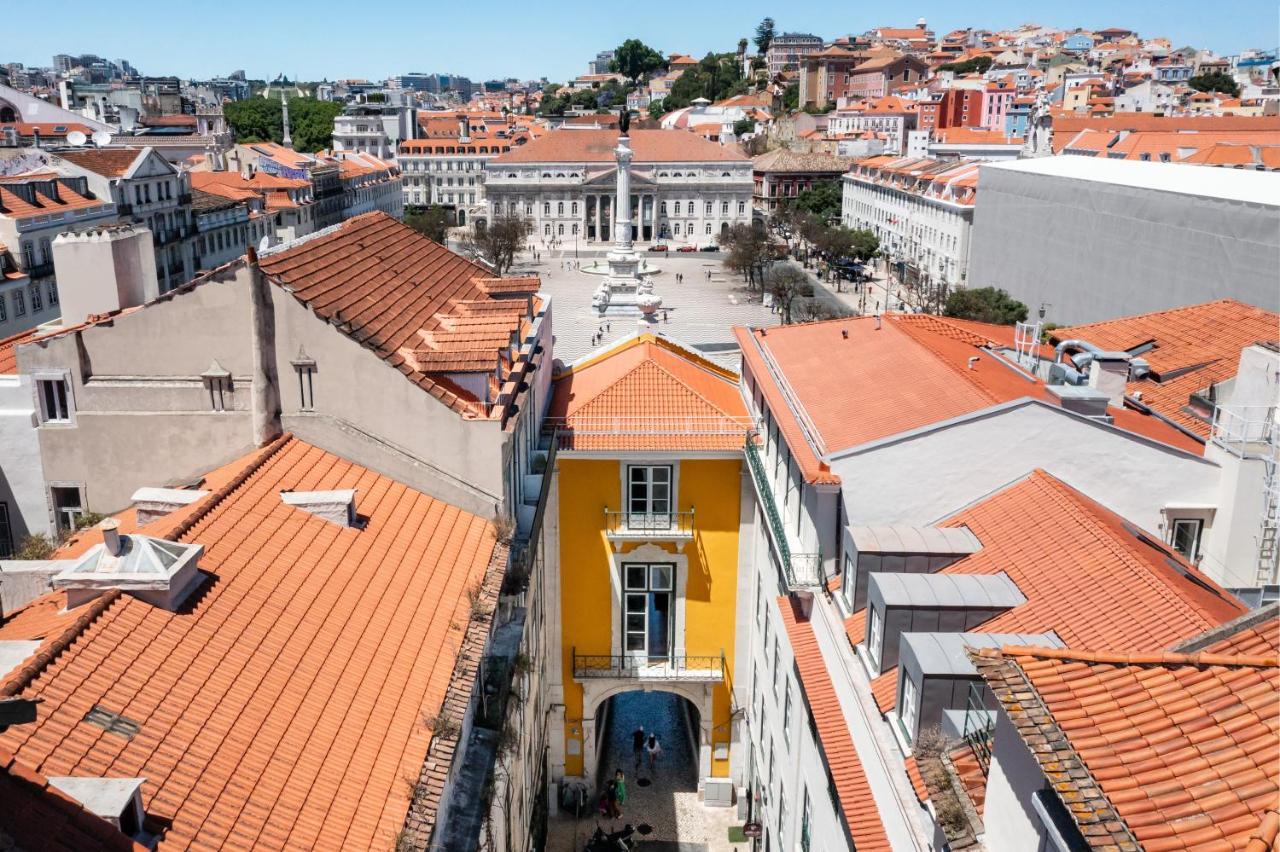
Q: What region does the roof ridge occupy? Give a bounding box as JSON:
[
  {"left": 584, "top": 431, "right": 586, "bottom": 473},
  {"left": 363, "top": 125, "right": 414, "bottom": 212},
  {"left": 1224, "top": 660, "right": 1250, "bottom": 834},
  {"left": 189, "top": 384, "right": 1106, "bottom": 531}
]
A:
[
  {"left": 990, "top": 645, "right": 1279, "bottom": 669},
  {"left": 168, "top": 432, "right": 295, "bottom": 542}
]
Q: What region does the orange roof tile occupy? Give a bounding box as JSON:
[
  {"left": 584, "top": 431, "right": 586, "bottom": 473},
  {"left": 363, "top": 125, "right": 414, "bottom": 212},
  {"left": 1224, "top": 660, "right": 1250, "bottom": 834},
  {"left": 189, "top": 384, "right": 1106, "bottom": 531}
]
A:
[
  {"left": 779, "top": 597, "right": 891, "bottom": 851},
  {"left": 0, "top": 328, "right": 40, "bottom": 374},
  {"left": 54, "top": 148, "right": 145, "bottom": 178},
  {"left": 1053, "top": 299, "right": 1280, "bottom": 438},
  {"left": 849, "top": 470, "right": 1248, "bottom": 709},
  {"left": 491, "top": 129, "right": 748, "bottom": 164},
  {"left": 0, "top": 179, "right": 107, "bottom": 220},
  {"left": 975, "top": 645, "right": 1279, "bottom": 850},
  {"left": 258, "top": 212, "right": 537, "bottom": 417},
  {"left": 547, "top": 335, "right": 750, "bottom": 451},
  {"left": 0, "top": 435, "right": 500, "bottom": 851}
]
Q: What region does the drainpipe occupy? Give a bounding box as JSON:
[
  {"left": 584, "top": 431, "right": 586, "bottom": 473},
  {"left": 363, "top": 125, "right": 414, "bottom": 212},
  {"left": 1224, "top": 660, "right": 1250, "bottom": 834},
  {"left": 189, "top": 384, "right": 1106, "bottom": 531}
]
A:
[{"left": 246, "top": 247, "right": 283, "bottom": 446}]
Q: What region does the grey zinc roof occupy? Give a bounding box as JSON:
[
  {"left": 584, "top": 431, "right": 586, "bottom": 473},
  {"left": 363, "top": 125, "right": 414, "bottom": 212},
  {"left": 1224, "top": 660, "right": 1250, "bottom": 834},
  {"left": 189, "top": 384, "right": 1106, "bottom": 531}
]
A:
[
  {"left": 901, "top": 631, "right": 1063, "bottom": 677},
  {"left": 869, "top": 570, "right": 1026, "bottom": 608},
  {"left": 849, "top": 524, "right": 982, "bottom": 556}
]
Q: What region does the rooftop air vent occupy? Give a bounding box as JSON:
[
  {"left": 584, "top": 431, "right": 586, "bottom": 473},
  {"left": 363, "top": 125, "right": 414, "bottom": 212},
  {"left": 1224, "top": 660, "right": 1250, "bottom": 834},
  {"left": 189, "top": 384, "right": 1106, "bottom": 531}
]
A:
[
  {"left": 52, "top": 520, "right": 205, "bottom": 610},
  {"left": 131, "top": 487, "right": 209, "bottom": 526},
  {"left": 280, "top": 489, "right": 357, "bottom": 527},
  {"left": 47, "top": 776, "right": 147, "bottom": 837}
]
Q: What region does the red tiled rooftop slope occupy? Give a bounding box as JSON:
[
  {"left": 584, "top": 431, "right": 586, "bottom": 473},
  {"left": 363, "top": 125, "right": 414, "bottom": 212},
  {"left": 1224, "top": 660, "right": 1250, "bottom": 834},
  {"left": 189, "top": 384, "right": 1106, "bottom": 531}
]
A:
[
  {"left": 258, "top": 211, "right": 533, "bottom": 417},
  {"left": 0, "top": 748, "right": 147, "bottom": 851},
  {"left": 491, "top": 128, "right": 748, "bottom": 164},
  {"left": 778, "top": 598, "right": 891, "bottom": 851},
  {"left": 847, "top": 470, "right": 1247, "bottom": 711},
  {"left": 976, "top": 646, "right": 1279, "bottom": 850},
  {"left": 548, "top": 334, "right": 749, "bottom": 451},
  {"left": 1054, "top": 299, "right": 1280, "bottom": 438},
  {"left": 738, "top": 314, "right": 1200, "bottom": 482},
  {"left": 55, "top": 148, "right": 145, "bottom": 177},
  {"left": 0, "top": 435, "right": 498, "bottom": 851}
]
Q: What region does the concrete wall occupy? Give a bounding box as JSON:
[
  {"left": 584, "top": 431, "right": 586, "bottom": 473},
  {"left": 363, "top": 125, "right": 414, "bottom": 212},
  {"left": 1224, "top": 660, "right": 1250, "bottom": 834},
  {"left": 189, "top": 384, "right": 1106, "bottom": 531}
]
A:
[
  {"left": 831, "top": 401, "right": 1221, "bottom": 548},
  {"left": 967, "top": 165, "right": 1280, "bottom": 324},
  {"left": 0, "top": 375, "right": 46, "bottom": 548},
  {"left": 983, "top": 708, "right": 1052, "bottom": 851}
]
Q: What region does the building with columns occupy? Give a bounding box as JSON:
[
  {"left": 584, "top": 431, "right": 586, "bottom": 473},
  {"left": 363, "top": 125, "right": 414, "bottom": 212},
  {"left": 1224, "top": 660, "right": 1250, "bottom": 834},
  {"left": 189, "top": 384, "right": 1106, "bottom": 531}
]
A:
[{"left": 484, "top": 129, "right": 753, "bottom": 247}]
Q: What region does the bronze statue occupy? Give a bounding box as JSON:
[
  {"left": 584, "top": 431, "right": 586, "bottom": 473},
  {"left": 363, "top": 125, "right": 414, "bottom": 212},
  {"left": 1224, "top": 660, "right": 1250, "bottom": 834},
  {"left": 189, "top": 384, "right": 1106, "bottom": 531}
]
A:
[{"left": 619, "top": 109, "right": 630, "bottom": 136}]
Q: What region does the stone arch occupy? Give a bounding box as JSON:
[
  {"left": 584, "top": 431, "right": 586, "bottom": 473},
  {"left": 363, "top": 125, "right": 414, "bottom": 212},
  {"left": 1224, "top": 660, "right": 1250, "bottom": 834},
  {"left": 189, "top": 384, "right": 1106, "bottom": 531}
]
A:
[
  {"left": 0, "top": 101, "right": 16, "bottom": 123},
  {"left": 578, "top": 679, "right": 713, "bottom": 790}
]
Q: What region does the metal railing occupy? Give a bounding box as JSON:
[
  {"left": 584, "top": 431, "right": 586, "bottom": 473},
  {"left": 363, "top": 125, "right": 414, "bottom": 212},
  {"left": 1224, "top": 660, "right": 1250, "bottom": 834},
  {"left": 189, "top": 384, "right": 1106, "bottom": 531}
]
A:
[
  {"left": 573, "top": 650, "right": 725, "bottom": 681},
  {"left": 546, "top": 415, "right": 757, "bottom": 440},
  {"left": 604, "top": 509, "right": 694, "bottom": 538},
  {"left": 744, "top": 436, "right": 824, "bottom": 589},
  {"left": 961, "top": 681, "right": 995, "bottom": 776},
  {"left": 24, "top": 261, "right": 54, "bottom": 279},
  {"left": 1210, "top": 405, "right": 1277, "bottom": 457}
]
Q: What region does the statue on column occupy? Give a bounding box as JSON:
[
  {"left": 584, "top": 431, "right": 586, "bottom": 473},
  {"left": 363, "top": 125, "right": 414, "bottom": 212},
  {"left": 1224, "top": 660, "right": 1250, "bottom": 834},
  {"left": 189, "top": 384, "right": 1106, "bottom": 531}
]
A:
[{"left": 619, "top": 109, "right": 630, "bottom": 136}]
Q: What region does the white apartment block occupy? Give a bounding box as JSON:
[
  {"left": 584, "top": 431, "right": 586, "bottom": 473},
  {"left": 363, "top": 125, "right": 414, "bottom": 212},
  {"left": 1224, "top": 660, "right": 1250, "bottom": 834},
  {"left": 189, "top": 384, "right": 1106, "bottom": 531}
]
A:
[{"left": 841, "top": 156, "right": 978, "bottom": 290}]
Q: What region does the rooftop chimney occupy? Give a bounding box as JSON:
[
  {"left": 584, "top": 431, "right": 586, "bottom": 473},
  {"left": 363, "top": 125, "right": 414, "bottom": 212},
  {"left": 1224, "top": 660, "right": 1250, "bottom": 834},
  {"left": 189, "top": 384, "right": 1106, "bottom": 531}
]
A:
[
  {"left": 52, "top": 226, "right": 160, "bottom": 327},
  {"left": 102, "top": 519, "right": 122, "bottom": 556},
  {"left": 1087, "top": 352, "right": 1131, "bottom": 408},
  {"left": 458, "top": 114, "right": 471, "bottom": 143},
  {"left": 280, "top": 490, "right": 358, "bottom": 527}
]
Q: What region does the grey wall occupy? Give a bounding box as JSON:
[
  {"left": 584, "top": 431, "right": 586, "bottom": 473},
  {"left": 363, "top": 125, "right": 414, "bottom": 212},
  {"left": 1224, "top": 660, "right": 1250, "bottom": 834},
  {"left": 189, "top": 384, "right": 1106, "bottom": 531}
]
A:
[
  {"left": 844, "top": 549, "right": 964, "bottom": 613},
  {"left": 967, "top": 166, "right": 1280, "bottom": 325},
  {"left": 869, "top": 603, "right": 1009, "bottom": 673}
]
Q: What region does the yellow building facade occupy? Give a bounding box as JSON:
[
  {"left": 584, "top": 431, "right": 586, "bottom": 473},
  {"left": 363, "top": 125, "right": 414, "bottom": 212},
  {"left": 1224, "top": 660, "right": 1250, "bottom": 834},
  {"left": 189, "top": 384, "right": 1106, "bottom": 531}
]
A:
[{"left": 542, "top": 335, "right": 753, "bottom": 790}]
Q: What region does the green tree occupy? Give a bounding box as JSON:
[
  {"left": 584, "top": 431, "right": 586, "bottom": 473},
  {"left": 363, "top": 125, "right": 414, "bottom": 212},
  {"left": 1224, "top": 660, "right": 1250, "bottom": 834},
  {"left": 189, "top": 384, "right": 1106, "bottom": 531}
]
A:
[
  {"left": 938, "top": 56, "right": 994, "bottom": 75},
  {"left": 460, "top": 214, "right": 533, "bottom": 275},
  {"left": 289, "top": 98, "right": 343, "bottom": 153},
  {"left": 754, "top": 17, "right": 776, "bottom": 55},
  {"left": 782, "top": 82, "right": 799, "bottom": 111},
  {"left": 1188, "top": 71, "right": 1241, "bottom": 96},
  {"left": 404, "top": 206, "right": 450, "bottom": 243},
  {"left": 943, "top": 287, "right": 1029, "bottom": 325},
  {"left": 648, "top": 99, "right": 667, "bottom": 120},
  {"left": 791, "top": 181, "right": 842, "bottom": 222},
  {"left": 540, "top": 95, "right": 568, "bottom": 116},
  {"left": 721, "top": 222, "right": 774, "bottom": 289},
  {"left": 766, "top": 263, "right": 813, "bottom": 324},
  {"left": 732, "top": 117, "right": 755, "bottom": 137},
  {"left": 222, "top": 97, "right": 342, "bottom": 153},
  {"left": 610, "top": 39, "right": 667, "bottom": 85},
  {"left": 663, "top": 52, "right": 748, "bottom": 111},
  {"left": 569, "top": 88, "right": 600, "bottom": 110}
]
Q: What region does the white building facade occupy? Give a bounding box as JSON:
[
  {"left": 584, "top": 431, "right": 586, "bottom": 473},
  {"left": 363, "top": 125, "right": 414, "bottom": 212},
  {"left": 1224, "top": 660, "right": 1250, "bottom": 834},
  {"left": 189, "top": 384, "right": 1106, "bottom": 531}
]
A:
[
  {"left": 841, "top": 157, "right": 978, "bottom": 290},
  {"left": 485, "top": 129, "right": 753, "bottom": 247}
]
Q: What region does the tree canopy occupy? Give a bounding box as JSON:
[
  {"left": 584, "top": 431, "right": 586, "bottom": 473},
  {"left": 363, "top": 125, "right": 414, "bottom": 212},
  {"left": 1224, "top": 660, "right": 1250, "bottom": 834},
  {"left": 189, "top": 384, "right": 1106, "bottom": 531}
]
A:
[
  {"left": 788, "top": 181, "right": 843, "bottom": 222},
  {"left": 662, "top": 52, "right": 749, "bottom": 111},
  {"left": 460, "top": 214, "right": 532, "bottom": 276},
  {"left": 943, "top": 287, "right": 1029, "bottom": 325},
  {"left": 782, "top": 82, "right": 800, "bottom": 111},
  {"left": 1188, "top": 71, "right": 1241, "bottom": 96},
  {"left": 222, "top": 97, "right": 343, "bottom": 153},
  {"left": 754, "top": 17, "right": 776, "bottom": 55},
  {"left": 610, "top": 39, "right": 667, "bottom": 84},
  {"left": 404, "top": 206, "right": 450, "bottom": 243},
  {"left": 938, "top": 55, "right": 994, "bottom": 75}
]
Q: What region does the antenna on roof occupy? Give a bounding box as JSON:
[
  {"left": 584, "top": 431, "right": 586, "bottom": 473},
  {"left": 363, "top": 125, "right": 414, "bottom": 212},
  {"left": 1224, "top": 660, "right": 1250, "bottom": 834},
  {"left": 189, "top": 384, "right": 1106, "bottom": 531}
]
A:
[
  {"left": 65, "top": 130, "right": 87, "bottom": 147},
  {"left": 91, "top": 130, "right": 112, "bottom": 147}
]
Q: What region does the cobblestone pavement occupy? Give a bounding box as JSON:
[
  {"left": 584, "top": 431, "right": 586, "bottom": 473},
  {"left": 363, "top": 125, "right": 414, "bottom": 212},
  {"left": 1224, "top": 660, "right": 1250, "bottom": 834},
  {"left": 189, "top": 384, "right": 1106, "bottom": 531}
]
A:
[
  {"left": 545, "top": 692, "right": 745, "bottom": 852},
  {"left": 509, "top": 249, "right": 780, "bottom": 370}
]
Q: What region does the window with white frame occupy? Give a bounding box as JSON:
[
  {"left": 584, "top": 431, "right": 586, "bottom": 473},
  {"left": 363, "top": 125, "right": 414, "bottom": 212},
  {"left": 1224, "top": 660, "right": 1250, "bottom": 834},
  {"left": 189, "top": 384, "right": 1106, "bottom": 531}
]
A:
[
  {"left": 868, "top": 606, "right": 883, "bottom": 664},
  {"left": 901, "top": 676, "right": 919, "bottom": 740},
  {"left": 627, "top": 465, "right": 672, "bottom": 520},
  {"left": 36, "top": 376, "right": 72, "bottom": 423},
  {"left": 782, "top": 682, "right": 792, "bottom": 745},
  {"left": 29, "top": 284, "right": 42, "bottom": 313},
  {"left": 13, "top": 288, "right": 25, "bottom": 316},
  {"left": 777, "top": 781, "right": 788, "bottom": 846},
  {"left": 800, "top": 787, "right": 812, "bottom": 852},
  {"left": 1169, "top": 518, "right": 1203, "bottom": 561},
  {"left": 772, "top": 638, "right": 781, "bottom": 697}
]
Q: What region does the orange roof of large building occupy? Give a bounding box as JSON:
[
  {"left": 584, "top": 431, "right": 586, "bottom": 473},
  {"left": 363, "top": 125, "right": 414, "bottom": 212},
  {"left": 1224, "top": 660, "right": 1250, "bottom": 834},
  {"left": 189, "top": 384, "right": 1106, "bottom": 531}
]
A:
[
  {"left": 974, "top": 645, "right": 1278, "bottom": 850},
  {"left": 0, "top": 177, "right": 107, "bottom": 220},
  {"left": 0, "top": 749, "right": 147, "bottom": 851},
  {"left": 54, "top": 148, "right": 146, "bottom": 178},
  {"left": 779, "top": 598, "right": 892, "bottom": 851},
  {"left": 258, "top": 211, "right": 539, "bottom": 417},
  {"left": 0, "top": 434, "right": 500, "bottom": 851},
  {"left": 1053, "top": 299, "right": 1280, "bottom": 438},
  {"left": 736, "top": 315, "right": 1200, "bottom": 484},
  {"left": 849, "top": 470, "right": 1248, "bottom": 711},
  {"left": 547, "top": 334, "right": 750, "bottom": 451},
  {"left": 491, "top": 128, "right": 748, "bottom": 164}
]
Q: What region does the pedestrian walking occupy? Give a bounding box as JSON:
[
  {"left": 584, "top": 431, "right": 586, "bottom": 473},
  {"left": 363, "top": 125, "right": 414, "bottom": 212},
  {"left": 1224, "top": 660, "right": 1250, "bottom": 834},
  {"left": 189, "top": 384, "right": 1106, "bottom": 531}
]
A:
[
  {"left": 631, "top": 726, "right": 645, "bottom": 772},
  {"left": 613, "top": 769, "right": 627, "bottom": 816},
  {"left": 645, "top": 733, "right": 662, "bottom": 772},
  {"left": 605, "top": 774, "right": 622, "bottom": 819}
]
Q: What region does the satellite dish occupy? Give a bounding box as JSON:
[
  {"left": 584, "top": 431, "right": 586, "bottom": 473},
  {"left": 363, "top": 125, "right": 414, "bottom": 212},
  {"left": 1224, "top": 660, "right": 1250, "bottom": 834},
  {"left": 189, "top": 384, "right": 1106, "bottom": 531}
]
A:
[
  {"left": 65, "top": 130, "right": 87, "bottom": 147},
  {"left": 91, "top": 130, "right": 113, "bottom": 147}
]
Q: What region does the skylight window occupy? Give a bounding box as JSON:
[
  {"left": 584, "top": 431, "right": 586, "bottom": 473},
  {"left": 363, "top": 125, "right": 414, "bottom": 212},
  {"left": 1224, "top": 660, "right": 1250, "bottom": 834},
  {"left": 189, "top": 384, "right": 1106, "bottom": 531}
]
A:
[{"left": 84, "top": 705, "right": 141, "bottom": 739}]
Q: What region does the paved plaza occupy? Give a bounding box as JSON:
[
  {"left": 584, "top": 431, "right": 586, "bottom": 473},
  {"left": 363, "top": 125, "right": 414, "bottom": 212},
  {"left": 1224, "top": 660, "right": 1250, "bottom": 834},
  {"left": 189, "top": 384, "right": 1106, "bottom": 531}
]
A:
[{"left": 509, "top": 248, "right": 781, "bottom": 370}]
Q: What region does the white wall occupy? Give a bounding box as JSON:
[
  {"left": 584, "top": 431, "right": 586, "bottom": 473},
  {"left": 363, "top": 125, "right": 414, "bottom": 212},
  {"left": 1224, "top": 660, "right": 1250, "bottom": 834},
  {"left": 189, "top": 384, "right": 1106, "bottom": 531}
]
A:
[
  {"left": 983, "top": 708, "right": 1051, "bottom": 851},
  {"left": 0, "top": 375, "right": 47, "bottom": 548}
]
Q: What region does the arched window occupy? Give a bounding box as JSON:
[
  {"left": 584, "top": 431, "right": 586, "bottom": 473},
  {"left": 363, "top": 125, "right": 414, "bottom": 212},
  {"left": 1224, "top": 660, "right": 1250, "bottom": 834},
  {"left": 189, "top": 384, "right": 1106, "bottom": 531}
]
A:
[
  {"left": 571, "top": 202, "right": 578, "bottom": 215},
  {"left": 673, "top": 223, "right": 681, "bottom": 235},
  {"left": 543, "top": 202, "right": 550, "bottom": 215},
  {"left": 673, "top": 201, "right": 681, "bottom": 215},
  {"left": 558, "top": 223, "right": 564, "bottom": 235},
  {"left": 557, "top": 202, "right": 564, "bottom": 215}
]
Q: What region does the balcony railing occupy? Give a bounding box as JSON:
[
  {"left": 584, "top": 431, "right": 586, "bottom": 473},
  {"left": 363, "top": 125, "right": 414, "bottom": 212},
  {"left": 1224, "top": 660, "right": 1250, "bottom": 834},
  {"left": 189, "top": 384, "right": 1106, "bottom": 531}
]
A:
[
  {"left": 604, "top": 509, "right": 694, "bottom": 541},
  {"left": 961, "top": 681, "right": 995, "bottom": 776},
  {"left": 745, "top": 436, "right": 824, "bottom": 590},
  {"left": 1210, "top": 405, "right": 1277, "bottom": 458},
  {"left": 24, "top": 261, "right": 54, "bottom": 279},
  {"left": 573, "top": 650, "right": 725, "bottom": 682}
]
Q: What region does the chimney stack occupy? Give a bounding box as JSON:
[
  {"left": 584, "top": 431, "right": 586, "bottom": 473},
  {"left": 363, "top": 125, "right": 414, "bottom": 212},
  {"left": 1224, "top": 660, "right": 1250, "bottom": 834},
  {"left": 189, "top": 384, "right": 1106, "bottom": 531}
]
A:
[
  {"left": 102, "top": 519, "right": 122, "bottom": 556},
  {"left": 458, "top": 114, "right": 471, "bottom": 143},
  {"left": 1087, "top": 352, "right": 1132, "bottom": 408}
]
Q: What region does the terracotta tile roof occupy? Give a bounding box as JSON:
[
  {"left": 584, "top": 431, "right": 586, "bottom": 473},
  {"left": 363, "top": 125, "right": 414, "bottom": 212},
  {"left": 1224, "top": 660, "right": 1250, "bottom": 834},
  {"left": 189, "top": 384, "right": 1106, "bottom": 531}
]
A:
[
  {"left": 0, "top": 179, "right": 106, "bottom": 220},
  {"left": 779, "top": 597, "right": 892, "bottom": 851},
  {"left": 848, "top": 470, "right": 1248, "bottom": 710},
  {"left": 0, "top": 435, "right": 500, "bottom": 851},
  {"left": 1053, "top": 299, "right": 1280, "bottom": 438},
  {"left": 740, "top": 314, "right": 1203, "bottom": 482},
  {"left": 54, "top": 148, "right": 145, "bottom": 178},
  {"left": 0, "top": 328, "right": 40, "bottom": 374},
  {"left": 491, "top": 128, "right": 748, "bottom": 164},
  {"left": 0, "top": 122, "right": 97, "bottom": 138},
  {"left": 1172, "top": 603, "right": 1280, "bottom": 658},
  {"left": 258, "top": 212, "right": 538, "bottom": 417},
  {"left": 974, "top": 645, "right": 1279, "bottom": 850},
  {"left": 752, "top": 148, "right": 854, "bottom": 174},
  {"left": 0, "top": 748, "right": 148, "bottom": 851},
  {"left": 547, "top": 334, "right": 750, "bottom": 451}
]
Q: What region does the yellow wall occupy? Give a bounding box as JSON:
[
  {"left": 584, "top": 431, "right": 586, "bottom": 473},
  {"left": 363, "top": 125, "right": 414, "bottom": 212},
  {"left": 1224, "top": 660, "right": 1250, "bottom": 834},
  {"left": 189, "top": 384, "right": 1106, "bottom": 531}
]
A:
[{"left": 558, "top": 456, "right": 742, "bottom": 778}]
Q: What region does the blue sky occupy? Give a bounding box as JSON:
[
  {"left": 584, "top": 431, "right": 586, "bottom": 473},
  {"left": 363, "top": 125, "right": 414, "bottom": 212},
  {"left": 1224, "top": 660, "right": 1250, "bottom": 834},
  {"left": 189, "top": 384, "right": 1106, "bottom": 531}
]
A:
[{"left": 8, "top": 0, "right": 1273, "bottom": 84}]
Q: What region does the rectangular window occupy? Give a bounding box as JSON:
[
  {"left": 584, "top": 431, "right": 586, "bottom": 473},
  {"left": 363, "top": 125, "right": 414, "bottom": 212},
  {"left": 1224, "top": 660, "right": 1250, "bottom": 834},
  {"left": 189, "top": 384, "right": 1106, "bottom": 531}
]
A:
[
  {"left": 901, "top": 676, "right": 919, "bottom": 741},
  {"left": 622, "top": 562, "right": 674, "bottom": 660},
  {"left": 13, "top": 288, "right": 25, "bottom": 316},
  {"left": 800, "top": 788, "right": 812, "bottom": 852},
  {"left": 772, "top": 638, "right": 781, "bottom": 698},
  {"left": 0, "top": 502, "right": 11, "bottom": 558},
  {"left": 705, "top": 201, "right": 713, "bottom": 216},
  {"left": 782, "top": 683, "right": 792, "bottom": 745},
  {"left": 37, "top": 377, "right": 71, "bottom": 423},
  {"left": 868, "top": 606, "right": 883, "bottom": 664},
  {"left": 627, "top": 465, "right": 672, "bottom": 518},
  {"left": 29, "top": 284, "right": 42, "bottom": 313},
  {"left": 0, "top": 292, "right": 6, "bottom": 322},
  {"left": 1170, "top": 518, "right": 1203, "bottom": 561},
  {"left": 50, "top": 485, "right": 83, "bottom": 535},
  {"left": 777, "top": 782, "right": 787, "bottom": 846}
]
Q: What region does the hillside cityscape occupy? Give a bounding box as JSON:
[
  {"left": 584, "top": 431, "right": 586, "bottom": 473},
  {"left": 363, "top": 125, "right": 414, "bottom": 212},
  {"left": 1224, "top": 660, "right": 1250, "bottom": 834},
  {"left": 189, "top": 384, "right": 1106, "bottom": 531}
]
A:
[{"left": 0, "top": 13, "right": 1277, "bottom": 852}]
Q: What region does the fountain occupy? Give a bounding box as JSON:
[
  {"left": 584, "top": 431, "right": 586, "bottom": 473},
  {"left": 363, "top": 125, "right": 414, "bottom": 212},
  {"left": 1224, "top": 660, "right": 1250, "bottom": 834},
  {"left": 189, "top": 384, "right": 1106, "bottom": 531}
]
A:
[{"left": 590, "top": 112, "right": 663, "bottom": 329}]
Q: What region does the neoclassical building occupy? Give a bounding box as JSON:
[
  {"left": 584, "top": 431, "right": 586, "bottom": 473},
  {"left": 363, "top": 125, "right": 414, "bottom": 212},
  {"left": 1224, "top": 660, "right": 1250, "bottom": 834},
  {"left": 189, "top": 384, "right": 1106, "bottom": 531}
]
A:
[{"left": 484, "top": 129, "right": 753, "bottom": 246}]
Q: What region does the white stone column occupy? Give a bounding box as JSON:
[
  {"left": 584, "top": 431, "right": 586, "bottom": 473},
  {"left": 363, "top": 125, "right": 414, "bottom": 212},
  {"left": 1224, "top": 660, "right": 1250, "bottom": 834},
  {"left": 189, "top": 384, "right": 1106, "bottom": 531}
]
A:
[{"left": 614, "top": 136, "right": 634, "bottom": 250}]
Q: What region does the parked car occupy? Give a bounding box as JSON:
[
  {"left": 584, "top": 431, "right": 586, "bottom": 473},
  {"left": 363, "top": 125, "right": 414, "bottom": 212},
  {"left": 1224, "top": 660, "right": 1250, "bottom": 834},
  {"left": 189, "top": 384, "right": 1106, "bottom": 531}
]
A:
[
  {"left": 648, "top": 244, "right": 668, "bottom": 252},
  {"left": 676, "top": 245, "right": 697, "bottom": 253},
  {"left": 700, "top": 245, "right": 719, "bottom": 252}
]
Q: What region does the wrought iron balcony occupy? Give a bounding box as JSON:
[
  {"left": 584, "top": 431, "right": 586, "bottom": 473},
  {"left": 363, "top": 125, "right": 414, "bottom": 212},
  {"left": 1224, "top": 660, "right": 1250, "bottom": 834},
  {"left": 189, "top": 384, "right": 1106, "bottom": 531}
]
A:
[
  {"left": 23, "top": 261, "right": 54, "bottom": 279},
  {"left": 961, "top": 681, "right": 995, "bottom": 776},
  {"left": 744, "top": 436, "right": 824, "bottom": 590},
  {"left": 604, "top": 509, "right": 694, "bottom": 542},
  {"left": 573, "top": 650, "right": 725, "bottom": 682}
]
